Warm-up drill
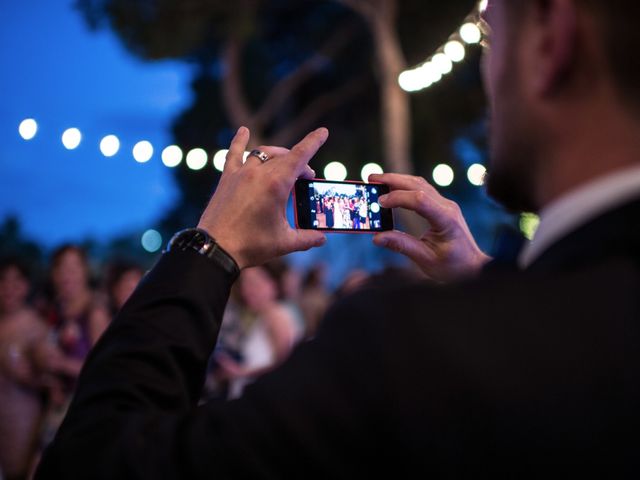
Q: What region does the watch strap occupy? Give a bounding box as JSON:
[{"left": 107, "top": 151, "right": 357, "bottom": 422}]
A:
[{"left": 167, "top": 228, "right": 240, "bottom": 280}]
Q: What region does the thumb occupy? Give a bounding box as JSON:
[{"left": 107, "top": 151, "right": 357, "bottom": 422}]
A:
[
  {"left": 373, "top": 231, "right": 436, "bottom": 266},
  {"left": 284, "top": 229, "right": 327, "bottom": 254}
]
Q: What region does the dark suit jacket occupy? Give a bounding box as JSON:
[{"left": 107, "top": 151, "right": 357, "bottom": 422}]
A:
[{"left": 35, "top": 199, "right": 640, "bottom": 479}]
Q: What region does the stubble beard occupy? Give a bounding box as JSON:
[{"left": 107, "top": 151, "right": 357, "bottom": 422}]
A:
[
  {"left": 484, "top": 69, "right": 540, "bottom": 214},
  {"left": 485, "top": 123, "right": 539, "bottom": 213}
]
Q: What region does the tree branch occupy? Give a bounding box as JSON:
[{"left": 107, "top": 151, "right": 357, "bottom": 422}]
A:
[
  {"left": 221, "top": 37, "right": 253, "bottom": 127},
  {"left": 336, "top": 0, "right": 379, "bottom": 21},
  {"left": 269, "top": 74, "right": 367, "bottom": 147},
  {"left": 252, "top": 22, "right": 359, "bottom": 130}
]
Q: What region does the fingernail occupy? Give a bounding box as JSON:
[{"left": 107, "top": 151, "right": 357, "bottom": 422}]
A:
[
  {"left": 376, "top": 237, "right": 388, "bottom": 247},
  {"left": 316, "top": 236, "right": 326, "bottom": 246},
  {"left": 378, "top": 195, "right": 387, "bottom": 207},
  {"left": 316, "top": 128, "right": 329, "bottom": 141},
  {"left": 237, "top": 126, "right": 247, "bottom": 134}
]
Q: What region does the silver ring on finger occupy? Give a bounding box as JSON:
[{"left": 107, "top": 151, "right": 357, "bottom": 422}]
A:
[{"left": 248, "top": 149, "right": 270, "bottom": 163}]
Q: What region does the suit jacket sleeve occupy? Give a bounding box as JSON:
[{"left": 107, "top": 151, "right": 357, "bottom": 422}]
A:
[{"left": 35, "top": 250, "right": 385, "bottom": 479}]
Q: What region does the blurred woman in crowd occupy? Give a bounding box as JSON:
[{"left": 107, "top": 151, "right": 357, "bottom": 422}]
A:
[
  {"left": 38, "top": 245, "right": 109, "bottom": 447},
  {"left": 104, "top": 260, "right": 144, "bottom": 316},
  {"left": 0, "top": 258, "right": 53, "bottom": 479},
  {"left": 215, "top": 265, "right": 302, "bottom": 398},
  {"left": 298, "top": 264, "right": 331, "bottom": 338}
]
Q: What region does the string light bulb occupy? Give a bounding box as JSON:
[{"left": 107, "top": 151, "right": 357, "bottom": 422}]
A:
[{"left": 397, "top": 1, "right": 485, "bottom": 93}]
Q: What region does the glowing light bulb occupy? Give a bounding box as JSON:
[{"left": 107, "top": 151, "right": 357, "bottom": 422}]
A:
[
  {"left": 444, "top": 40, "right": 466, "bottom": 63},
  {"left": 398, "top": 69, "right": 422, "bottom": 92},
  {"left": 161, "top": 145, "right": 183, "bottom": 167},
  {"left": 100, "top": 135, "right": 120, "bottom": 157},
  {"left": 213, "top": 149, "right": 228, "bottom": 172},
  {"left": 432, "top": 53, "right": 453, "bottom": 75},
  {"left": 186, "top": 148, "right": 208, "bottom": 170},
  {"left": 19, "top": 119, "right": 38, "bottom": 140},
  {"left": 467, "top": 163, "right": 487, "bottom": 186},
  {"left": 460, "top": 22, "right": 482, "bottom": 44},
  {"left": 419, "top": 62, "right": 442, "bottom": 84},
  {"left": 360, "top": 163, "right": 383, "bottom": 182},
  {"left": 61, "top": 128, "right": 82, "bottom": 150},
  {"left": 141, "top": 229, "right": 163, "bottom": 253},
  {"left": 133, "top": 140, "right": 154, "bottom": 163},
  {"left": 324, "top": 161, "right": 347, "bottom": 181},
  {"left": 433, "top": 164, "right": 455, "bottom": 187}
]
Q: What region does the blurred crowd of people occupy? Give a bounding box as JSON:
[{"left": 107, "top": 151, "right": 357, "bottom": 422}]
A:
[
  {"left": 0, "top": 245, "right": 410, "bottom": 479},
  {"left": 0, "top": 246, "right": 144, "bottom": 479}
]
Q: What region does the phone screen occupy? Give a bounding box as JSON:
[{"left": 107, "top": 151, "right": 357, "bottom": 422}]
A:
[{"left": 294, "top": 179, "right": 393, "bottom": 232}]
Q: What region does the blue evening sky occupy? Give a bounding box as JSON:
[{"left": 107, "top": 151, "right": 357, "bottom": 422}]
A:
[{"left": 0, "top": 0, "right": 193, "bottom": 248}]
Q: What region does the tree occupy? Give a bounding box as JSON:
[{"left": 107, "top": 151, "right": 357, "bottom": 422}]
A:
[
  {"left": 77, "top": 0, "right": 486, "bottom": 233},
  {"left": 0, "top": 216, "right": 44, "bottom": 273}
]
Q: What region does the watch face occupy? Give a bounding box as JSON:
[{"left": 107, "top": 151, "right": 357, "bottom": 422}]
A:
[
  {"left": 169, "top": 228, "right": 210, "bottom": 251},
  {"left": 189, "top": 230, "right": 207, "bottom": 248},
  {"left": 167, "top": 228, "right": 240, "bottom": 277}
]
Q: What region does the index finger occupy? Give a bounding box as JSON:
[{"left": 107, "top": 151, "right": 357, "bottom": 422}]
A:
[
  {"left": 224, "top": 126, "right": 250, "bottom": 173},
  {"left": 286, "top": 128, "right": 329, "bottom": 178}
]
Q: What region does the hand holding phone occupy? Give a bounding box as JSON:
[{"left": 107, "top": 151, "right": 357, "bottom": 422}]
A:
[
  {"left": 293, "top": 179, "right": 394, "bottom": 233},
  {"left": 197, "top": 127, "right": 327, "bottom": 269}
]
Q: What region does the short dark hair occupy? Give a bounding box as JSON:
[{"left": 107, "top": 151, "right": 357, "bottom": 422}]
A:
[
  {"left": 503, "top": 0, "right": 640, "bottom": 111},
  {"left": 0, "top": 256, "right": 31, "bottom": 281}
]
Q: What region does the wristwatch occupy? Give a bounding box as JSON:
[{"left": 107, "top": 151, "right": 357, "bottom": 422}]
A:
[{"left": 166, "top": 228, "right": 240, "bottom": 279}]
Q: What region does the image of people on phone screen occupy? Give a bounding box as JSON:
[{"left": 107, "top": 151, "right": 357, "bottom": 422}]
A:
[{"left": 308, "top": 182, "right": 382, "bottom": 230}]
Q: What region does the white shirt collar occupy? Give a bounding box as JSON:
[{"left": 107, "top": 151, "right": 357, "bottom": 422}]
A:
[{"left": 518, "top": 164, "right": 640, "bottom": 269}]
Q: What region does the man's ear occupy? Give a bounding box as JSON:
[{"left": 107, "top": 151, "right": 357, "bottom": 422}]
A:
[{"left": 529, "top": 0, "right": 578, "bottom": 96}]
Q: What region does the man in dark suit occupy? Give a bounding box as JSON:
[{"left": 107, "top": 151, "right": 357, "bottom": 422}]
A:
[{"left": 36, "top": 0, "right": 640, "bottom": 478}]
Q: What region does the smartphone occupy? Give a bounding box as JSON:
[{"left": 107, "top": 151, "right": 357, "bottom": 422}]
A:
[{"left": 293, "top": 178, "right": 394, "bottom": 232}]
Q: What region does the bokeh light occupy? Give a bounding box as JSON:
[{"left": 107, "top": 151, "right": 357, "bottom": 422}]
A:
[
  {"left": 398, "top": 61, "right": 445, "bottom": 92},
  {"left": 133, "top": 140, "right": 154, "bottom": 163},
  {"left": 432, "top": 164, "right": 455, "bottom": 187},
  {"left": 467, "top": 163, "right": 487, "bottom": 186},
  {"left": 161, "top": 145, "right": 183, "bottom": 168},
  {"left": 432, "top": 53, "right": 453, "bottom": 75},
  {"left": 460, "top": 22, "right": 482, "bottom": 44},
  {"left": 360, "top": 163, "right": 384, "bottom": 182},
  {"left": 444, "top": 40, "right": 466, "bottom": 63},
  {"left": 186, "top": 148, "right": 208, "bottom": 170},
  {"left": 19, "top": 118, "right": 38, "bottom": 140},
  {"left": 324, "top": 161, "right": 348, "bottom": 181},
  {"left": 100, "top": 135, "right": 120, "bottom": 157},
  {"left": 213, "top": 149, "right": 228, "bottom": 172},
  {"left": 420, "top": 62, "right": 442, "bottom": 85},
  {"left": 61, "top": 128, "right": 82, "bottom": 150},
  {"left": 141, "top": 229, "right": 163, "bottom": 253},
  {"left": 520, "top": 213, "right": 540, "bottom": 240},
  {"left": 398, "top": 70, "right": 422, "bottom": 92}
]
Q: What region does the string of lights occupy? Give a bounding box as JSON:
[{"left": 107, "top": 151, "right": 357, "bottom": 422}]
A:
[
  {"left": 17, "top": 117, "right": 486, "bottom": 188},
  {"left": 396, "top": 0, "right": 489, "bottom": 189},
  {"left": 398, "top": 0, "right": 487, "bottom": 93}
]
